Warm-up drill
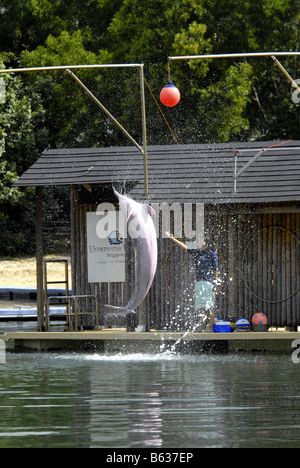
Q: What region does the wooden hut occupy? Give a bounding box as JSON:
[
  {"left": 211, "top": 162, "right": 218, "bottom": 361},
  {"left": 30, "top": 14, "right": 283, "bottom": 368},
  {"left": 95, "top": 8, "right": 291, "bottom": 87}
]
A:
[{"left": 15, "top": 141, "right": 300, "bottom": 331}]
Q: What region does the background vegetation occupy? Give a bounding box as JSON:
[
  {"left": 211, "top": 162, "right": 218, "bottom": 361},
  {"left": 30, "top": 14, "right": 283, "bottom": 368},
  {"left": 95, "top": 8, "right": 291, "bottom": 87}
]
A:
[{"left": 1, "top": 0, "right": 300, "bottom": 255}]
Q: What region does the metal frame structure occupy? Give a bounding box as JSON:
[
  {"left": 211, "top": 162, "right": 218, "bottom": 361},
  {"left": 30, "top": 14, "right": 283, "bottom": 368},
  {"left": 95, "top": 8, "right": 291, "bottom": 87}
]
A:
[
  {"left": 0, "top": 62, "right": 149, "bottom": 331},
  {"left": 0, "top": 63, "right": 149, "bottom": 196},
  {"left": 45, "top": 294, "right": 99, "bottom": 331},
  {"left": 168, "top": 51, "right": 300, "bottom": 60},
  {"left": 168, "top": 51, "right": 300, "bottom": 193},
  {"left": 168, "top": 51, "right": 300, "bottom": 95},
  {"left": 234, "top": 148, "right": 265, "bottom": 194}
]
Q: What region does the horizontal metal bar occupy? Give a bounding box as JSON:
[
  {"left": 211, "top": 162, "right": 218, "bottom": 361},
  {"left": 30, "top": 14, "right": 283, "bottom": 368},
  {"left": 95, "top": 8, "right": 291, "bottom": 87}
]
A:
[
  {"left": 236, "top": 146, "right": 300, "bottom": 153},
  {"left": 168, "top": 52, "right": 300, "bottom": 61},
  {"left": 47, "top": 295, "right": 97, "bottom": 301},
  {"left": 0, "top": 63, "right": 143, "bottom": 74}
]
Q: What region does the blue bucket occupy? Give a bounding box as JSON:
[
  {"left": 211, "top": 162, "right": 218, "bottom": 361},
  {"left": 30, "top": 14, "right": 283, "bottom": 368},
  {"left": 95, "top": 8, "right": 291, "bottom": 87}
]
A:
[{"left": 213, "top": 320, "right": 231, "bottom": 333}]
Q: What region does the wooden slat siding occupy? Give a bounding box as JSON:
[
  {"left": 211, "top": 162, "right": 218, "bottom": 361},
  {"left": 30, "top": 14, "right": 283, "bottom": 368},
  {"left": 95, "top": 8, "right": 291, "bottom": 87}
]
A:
[
  {"left": 271, "top": 217, "right": 276, "bottom": 325},
  {"left": 290, "top": 214, "right": 295, "bottom": 326},
  {"left": 297, "top": 213, "right": 300, "bottom": 326},
  {"left": 70, "top": 195, "right": 300, "bottom": 330},
  {"left": 290, "top": 213, "right": 296, "bottom": 327},
  {"left": 148, "top": 208, "right": 300, "bottom": 330},
  {"left": 275, "top": 216, "right": 281, "bottom": 325},
  {"left": 286, "top": 214, "right": 291, "bottom": 326},
  {"left": 278, "top": 215, "right": 285, "bottom": 325},
  {"left": 239, "top": 212, "right": 299, "bottom": 327}
]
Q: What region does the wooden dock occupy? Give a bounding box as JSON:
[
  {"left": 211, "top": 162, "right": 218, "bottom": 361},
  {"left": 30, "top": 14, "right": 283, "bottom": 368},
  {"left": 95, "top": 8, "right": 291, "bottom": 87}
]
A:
[{"left": 1, "top": 329, "right": 300, "bottom": 353}]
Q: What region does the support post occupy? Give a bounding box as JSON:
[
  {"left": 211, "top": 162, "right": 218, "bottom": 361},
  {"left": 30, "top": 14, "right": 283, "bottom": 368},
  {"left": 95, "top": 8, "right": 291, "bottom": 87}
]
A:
[
  {"left": 36, "top": 187, "right": 44, "bottom": 331},
  {"left": 140, "top": 65, "right": 149, "bottom": 197},
  {"left": 233, "top": 149, "right": 265, "bottom": 193},
  {"left": 228, "top": 216, "right": 238, "bottom": 317},
  {"left": 271, "top": 56, "right": 300, "bottom": 94}
]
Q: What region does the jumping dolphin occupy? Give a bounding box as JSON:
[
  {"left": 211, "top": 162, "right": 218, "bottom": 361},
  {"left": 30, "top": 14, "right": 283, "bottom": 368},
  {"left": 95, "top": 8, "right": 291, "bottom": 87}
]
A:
[{"left": 105, "top": 190, "right": 157, "bottom": 323}]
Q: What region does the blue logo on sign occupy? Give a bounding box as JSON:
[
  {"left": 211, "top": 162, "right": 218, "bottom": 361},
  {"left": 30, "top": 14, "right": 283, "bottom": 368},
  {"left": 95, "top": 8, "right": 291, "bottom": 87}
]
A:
[{"left": 108, "top": 231, "right": 123, "bottom": 245}]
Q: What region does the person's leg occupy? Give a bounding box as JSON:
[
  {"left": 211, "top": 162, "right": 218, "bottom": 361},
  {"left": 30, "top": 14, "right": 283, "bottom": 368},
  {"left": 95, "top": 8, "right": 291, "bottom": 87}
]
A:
[
  {"left": 195, "top": 282, "right": 213, "bottom": 331},
  {"left": 197, "top": 308, "right": 208, "bottom": 331},
  {"left": 208, "top": 308, "right": 215, "bottom": 332}
]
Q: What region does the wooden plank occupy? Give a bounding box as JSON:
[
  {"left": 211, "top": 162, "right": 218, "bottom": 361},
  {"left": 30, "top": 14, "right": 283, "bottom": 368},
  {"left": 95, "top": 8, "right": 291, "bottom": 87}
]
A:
[{"left": 296, "top": 212, "right": 300, "bottom": 326}]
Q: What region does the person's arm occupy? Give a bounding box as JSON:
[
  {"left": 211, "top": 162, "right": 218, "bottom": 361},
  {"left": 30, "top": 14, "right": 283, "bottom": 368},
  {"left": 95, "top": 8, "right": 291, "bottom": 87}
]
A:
[{"left": 165, "top": 232, "right": 187, "bottom": 250}]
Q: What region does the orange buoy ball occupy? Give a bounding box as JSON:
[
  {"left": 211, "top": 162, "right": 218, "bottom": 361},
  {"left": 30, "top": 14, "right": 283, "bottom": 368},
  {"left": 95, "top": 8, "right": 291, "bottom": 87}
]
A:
[
  {"left": 252, "top": 313, "right": 268, "bottom": 325},
  {"left": 160, "top": 80, "right": 181, "bottom": 107}
]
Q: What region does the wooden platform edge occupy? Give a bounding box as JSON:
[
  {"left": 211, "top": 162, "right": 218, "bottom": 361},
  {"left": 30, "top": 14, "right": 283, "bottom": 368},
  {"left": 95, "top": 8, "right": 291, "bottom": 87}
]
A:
[{"left": 1, "top": 330, "right": 300, "bottom": 353}]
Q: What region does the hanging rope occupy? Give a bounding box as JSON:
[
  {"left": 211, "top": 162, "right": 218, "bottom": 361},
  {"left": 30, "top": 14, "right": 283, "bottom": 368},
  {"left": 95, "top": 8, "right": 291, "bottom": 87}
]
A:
[{"left": 143, "top": 76, "right": 180, "bottom": 145}]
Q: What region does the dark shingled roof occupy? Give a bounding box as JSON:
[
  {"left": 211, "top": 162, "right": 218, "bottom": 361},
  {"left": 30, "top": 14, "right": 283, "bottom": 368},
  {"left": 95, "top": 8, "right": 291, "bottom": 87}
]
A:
[{"left": 15, "top": 141, "right": 300, "bottom": 204}]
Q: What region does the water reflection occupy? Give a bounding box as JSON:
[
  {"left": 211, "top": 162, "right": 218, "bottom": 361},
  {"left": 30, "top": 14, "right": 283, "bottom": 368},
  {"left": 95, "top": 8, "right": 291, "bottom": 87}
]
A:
[{"left": 0, "top": 352, "right": 300, "bottom": 448}]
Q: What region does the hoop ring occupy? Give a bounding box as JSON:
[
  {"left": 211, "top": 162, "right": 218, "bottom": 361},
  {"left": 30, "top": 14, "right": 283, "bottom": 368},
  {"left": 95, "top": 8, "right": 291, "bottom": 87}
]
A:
[{"left": 242, "top": 226, "right": 300, "bottom": 303}]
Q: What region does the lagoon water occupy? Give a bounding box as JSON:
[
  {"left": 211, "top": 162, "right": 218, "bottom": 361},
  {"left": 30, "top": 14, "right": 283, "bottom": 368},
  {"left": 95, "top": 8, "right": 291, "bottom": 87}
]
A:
[{"left": 1, "top": 334, "right": 300, "bottom": 448}]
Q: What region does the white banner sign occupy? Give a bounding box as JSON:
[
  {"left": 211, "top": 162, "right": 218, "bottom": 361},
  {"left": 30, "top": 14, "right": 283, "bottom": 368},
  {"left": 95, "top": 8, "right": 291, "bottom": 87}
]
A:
[{"left": 86, "top": 212, "right": 125, "bottom": 283}]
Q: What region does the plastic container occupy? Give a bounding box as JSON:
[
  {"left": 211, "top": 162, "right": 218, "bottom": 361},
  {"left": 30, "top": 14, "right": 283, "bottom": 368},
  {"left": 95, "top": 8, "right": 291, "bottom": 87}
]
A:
[
  {"left": 235, "top": 318, "right": 251, "bottom": 332},
  {"left": 252, "top": 313, "right": 268, "bottom": 332},
  {"left": 213, "top": 320, "right": 231, "bottom": 333}
]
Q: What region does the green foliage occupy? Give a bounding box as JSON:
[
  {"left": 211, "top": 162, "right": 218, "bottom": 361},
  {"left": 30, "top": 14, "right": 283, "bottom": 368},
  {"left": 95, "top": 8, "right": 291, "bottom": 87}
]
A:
[
  {"left": 1, "top": 0, "right": 300, "bottom": 254},
  {"left": 21, "top": 30, "right": 114, "bottom": 148},
  {"left": 195, "top": 63, "right": 254, "bottom": 142},
  {"left": 0, "top": 61, "right": 47, "bottom": 255}
]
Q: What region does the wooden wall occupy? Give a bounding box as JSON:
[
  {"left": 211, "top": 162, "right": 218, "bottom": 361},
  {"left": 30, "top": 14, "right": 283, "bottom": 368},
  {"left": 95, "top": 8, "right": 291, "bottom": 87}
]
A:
[
  {"left": 71, "top": 187, "right": 300, "bottom": 330},
  {"left": 160, "top": 204, "right": 300, "bottom": 329}
]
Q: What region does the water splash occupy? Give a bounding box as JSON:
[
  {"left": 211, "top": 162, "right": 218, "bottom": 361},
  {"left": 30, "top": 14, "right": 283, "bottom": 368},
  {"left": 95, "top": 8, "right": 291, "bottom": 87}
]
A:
[{"left": 161, "top": 310, "right": 210, "bottom": 355}]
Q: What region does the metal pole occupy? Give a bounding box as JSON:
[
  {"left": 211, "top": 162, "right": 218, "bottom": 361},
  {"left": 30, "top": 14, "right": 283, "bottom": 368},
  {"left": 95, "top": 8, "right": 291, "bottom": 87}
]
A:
[
  {"left": 271, "top": 56, "right": 300, "bottom": 93},
  {"left": 168, "top": 51, "right": 300, "bottom": 96},
  {"left": 234, "top": 149, "right": 265, "bottom": 180},
  {"left": 35, "top": 187, "right": 44, "bottom": 332},
  {"left": 168, "top": 52, "right": 300, "bottom": 61},
  {"left": 66, "top": 69, "right": 144, "bottom": 154},
  {"left": 139, "top": 65, "right": 149, "bottom": 196},
  {"left": 0, "top": 63, "right": 143, "bottom": 74},
  {"left": 234, "top": 152, "right": 238, "bottom": 194}
]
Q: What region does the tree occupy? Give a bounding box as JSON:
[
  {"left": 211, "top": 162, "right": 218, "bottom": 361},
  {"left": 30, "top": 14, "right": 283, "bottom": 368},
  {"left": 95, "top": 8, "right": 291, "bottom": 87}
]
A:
[
  {"left": 1, "top": 0, "right": 300, "bottom": 256},
  {"left": 3, "top": 0, "right": 300, "bottom": 147},
  {"left": 104, "top": 0, "right": 254, "bottom": 143},
  {"left": 0, "top": 60, "right": 47, "bottom": 255},
  {"left": 21, "top": 30, "right": 116, "bottom": 148}
]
